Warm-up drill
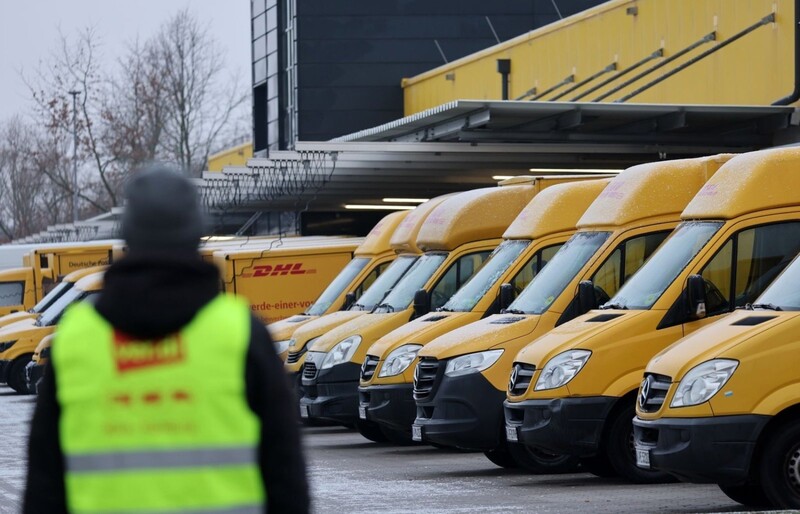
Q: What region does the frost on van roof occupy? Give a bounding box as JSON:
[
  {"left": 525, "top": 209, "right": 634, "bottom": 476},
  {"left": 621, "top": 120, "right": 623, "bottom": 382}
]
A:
[
  {"left": 504, "top": 179, "right": 611, "bottom": 240},
  {"left": 416, "top": 186, "right": 536, "bottom": 251},
  {"left": 683, "top": 147, "right": 800, "bottom": 220},
  {"left": 578, "top": 154, "right": 732, "bottom": 229},
  {"left": 389, "top": 194, "right": 453, "bottom": 253}
]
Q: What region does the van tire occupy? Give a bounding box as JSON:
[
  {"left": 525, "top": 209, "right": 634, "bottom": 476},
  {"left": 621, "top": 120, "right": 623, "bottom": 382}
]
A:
[
  {"left": 758, "top": 418, "right": 800, "bottom": 509},
  {"left": 508, "top": 442, "right": 580, "bottom": 473},
  {"left": 483, "top": 443, "right": 519, "bottom": 469},
  {"left": 356, "top": 419, "right": 389, "bottom": 443},
  {"left": 7, "top": 355, "right": 33, "bottom": 395},
  {"left": 718, "top": 483, "right": 770, "bottom": 507},
  {"left": 604, "top": 402, "right": 674, "bottom": 484}
]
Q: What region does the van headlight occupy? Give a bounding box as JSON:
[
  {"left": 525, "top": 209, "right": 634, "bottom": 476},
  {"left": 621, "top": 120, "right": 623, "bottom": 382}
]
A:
[
  {"left": 274, "top": 339, "right": 291, "bottom": 354},
  {"left": 444, "top": 349, "right": 503, "bottom": 377},
  {"left": 321, "top": 336, "right": 362, "bottom": 369},
  {"left": 535, "top": 350, "right": 591, "bottom": 391},
  {"left": 379, "top": 344, "right": 422, "bottom": 377},
  {"left": 670, "top": 359, "right": 738, "bottom": 408}
]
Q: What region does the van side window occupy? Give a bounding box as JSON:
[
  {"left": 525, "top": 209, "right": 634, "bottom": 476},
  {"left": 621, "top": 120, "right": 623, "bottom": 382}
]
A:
[
  {"left": 700, "top": 222, "right": 800, "bottom": 316},
  {"left": 592, "top": 232, "right": 670, "bottom": 304},
  {"left": 354, "top": 261, "right": 391, "bottom": 297},
  {"left": 431, "top": 251, "right": 491, "bottom": 310},
  {"left": 511, "top": 244, "right": 564, "bottom": 294},
  {"left": 0, "top": 282, "right": 24, "bottom": 308}
]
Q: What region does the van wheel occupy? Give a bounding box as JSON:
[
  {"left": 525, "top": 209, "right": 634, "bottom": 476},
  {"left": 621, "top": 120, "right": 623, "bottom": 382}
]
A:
[
  {"left": 356, "top": 420, "right": 389, "bottom": 443},
  {"left": 718, "top": 483, "right": 770, "bottom": 507},
  {"left": 7, "top": 355, "right": 33, "bottom": 395},
  {"left": 604, "top": 402, "right": 674, "bottom": 484},
  {"left": 483, "top": 442, "right": 519, "bottom": 468},
  {"left": 508, "top": 442, "right": 580, "bottom": 473},
  {"left": 759, "top": 419, "right": 800, "bottom": 508}
]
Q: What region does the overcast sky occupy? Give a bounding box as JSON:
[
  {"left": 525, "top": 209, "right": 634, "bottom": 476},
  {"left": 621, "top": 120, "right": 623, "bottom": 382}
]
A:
[{"left": 0, "top": 0, "right": 250, "bottom": 122}]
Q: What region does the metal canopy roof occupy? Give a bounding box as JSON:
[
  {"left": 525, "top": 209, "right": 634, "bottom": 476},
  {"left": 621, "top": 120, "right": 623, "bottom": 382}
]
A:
[
  {"left": 200, "top": 100, "right": 796, "bottom": 212},
  {"left": 336, "top": 100, "right": 795, "bottom": 146}
]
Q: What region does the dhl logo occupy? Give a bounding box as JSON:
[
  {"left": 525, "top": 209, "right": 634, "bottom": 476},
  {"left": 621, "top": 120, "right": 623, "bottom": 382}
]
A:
[
  {"left": 113, "top": 331, "right": 185, "bottom": 372},
  {"left": 243, "top": 263, "right": 317, "bottom": 278}
]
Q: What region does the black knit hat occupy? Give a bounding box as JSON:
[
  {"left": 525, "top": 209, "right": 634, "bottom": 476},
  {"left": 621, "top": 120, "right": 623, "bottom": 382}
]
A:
[{"left": 121, "top": 165, "right": 204, "bottom": 256}]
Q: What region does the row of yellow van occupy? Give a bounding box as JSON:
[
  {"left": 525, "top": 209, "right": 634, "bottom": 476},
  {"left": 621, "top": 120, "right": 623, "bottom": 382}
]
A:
[
  {"left": 0, "top": 226, "right": 405, "bottom": 394},
  {"left": 267, "top": 147, "right": 800, "bottom": 510},
  {"left": 3, "top": 146, "right": 800, "bottom": 508}
]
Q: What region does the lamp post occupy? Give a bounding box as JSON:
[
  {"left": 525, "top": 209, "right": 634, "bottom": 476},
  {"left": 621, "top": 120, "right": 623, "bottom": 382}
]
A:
[{"left": 68, "top": 90, "right": 81, "bottom": 224}]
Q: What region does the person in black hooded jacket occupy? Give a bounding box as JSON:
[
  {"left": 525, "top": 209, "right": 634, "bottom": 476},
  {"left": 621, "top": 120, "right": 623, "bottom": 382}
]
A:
[{"left": 24, "top": 166, "right": 310, "bottom": 514}]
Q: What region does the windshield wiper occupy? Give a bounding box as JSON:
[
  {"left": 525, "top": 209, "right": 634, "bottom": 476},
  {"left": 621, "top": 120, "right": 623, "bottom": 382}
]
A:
[
  {"left": 502, "top": 308, "right": 527, "bottom": 315},
  {"left": 377, "top": 303, "right": 395, "bottom": 313},
  {"left": 601, "top": 302, "right": 628, "bottom": 310},
  {"left": 351, "top": 303, "right": 368, "bottom": 311},
  {"left": 437, "top": 306, "right": 454, "bottom": 312},
  {"left": 750, "top": 303, "right": 783, "bottom": 311}
]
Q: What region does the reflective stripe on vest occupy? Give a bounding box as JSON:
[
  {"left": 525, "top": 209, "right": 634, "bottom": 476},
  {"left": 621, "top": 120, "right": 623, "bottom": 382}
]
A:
[{"left": 53, "top": 295, "right": 265, "bottom": 514}]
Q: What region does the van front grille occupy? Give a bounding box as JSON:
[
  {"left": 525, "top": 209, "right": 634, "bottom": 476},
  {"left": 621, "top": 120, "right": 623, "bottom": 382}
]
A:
[
  {"left": 412, "top": 358, "right": 441, "bottom": 401},
  {"left": 508, "top": 363, "right": 536, "bottom": 396},
  {"left": 361, "top": 355, "right": 380, "bottom": 381},
  {"left": 303, "top": 361, "right": 318, "bottom": 380},
  {"left": 286, "top": 346, "right": 308, "bottom": 364},
  {"left": 638, "top": 373, "right": 671, "bottom": 413}
]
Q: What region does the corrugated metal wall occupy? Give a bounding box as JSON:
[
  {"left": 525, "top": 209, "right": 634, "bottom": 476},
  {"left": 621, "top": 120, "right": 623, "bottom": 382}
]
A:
[{"left": 403, "top": 0, "right": 796, "bottom": 114}]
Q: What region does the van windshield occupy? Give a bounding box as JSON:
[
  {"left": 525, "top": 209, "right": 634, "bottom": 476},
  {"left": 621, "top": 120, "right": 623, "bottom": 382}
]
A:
[
  {"left": 751, "top": 255, "right": 800, "bottom": 311},
  {"left": 507, "top": 231, "right": 610, "bottom": 315},
  {"left": 304, "top": 257, "right": 370, "bottom": 316},
  {"left": 37, "top": 288, "right": 98, "bottom": 327},
  {"left": 31, "top": 281, "right": 73, "bottom": 314},
  {"left": 443, "top": 240, "right": 530, "bottom": 312},
  {"left": 608, "top": 222, "right": 722, "bottom": 310},
  {"left": 373, "top": 253, "right": 447, "bottom": 313},
  {"left": 350, "top": 255, "right": 418, "bottom": 311}
]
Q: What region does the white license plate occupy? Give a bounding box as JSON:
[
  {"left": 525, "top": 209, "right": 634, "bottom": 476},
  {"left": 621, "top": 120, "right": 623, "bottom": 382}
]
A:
[
  {"left": 635, "top": 447, "right": 651, "bottom": 469},
  {"left": 358, "top": 406, "right": 367, "bottom": 419},
  {"left": 412, "top": 425, "right": 423, "bottom": 442},
  {"left": 299, "top": 404, "right": 309, "bottom": 418},
  {"left": 505, "top": 425, "right": 519, "bottom": 442}
]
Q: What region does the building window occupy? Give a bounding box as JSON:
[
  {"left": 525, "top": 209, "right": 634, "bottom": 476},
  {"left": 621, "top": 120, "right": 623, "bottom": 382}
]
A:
[{"left": 254, "top": 58, "right": 267, "bottom": 84}]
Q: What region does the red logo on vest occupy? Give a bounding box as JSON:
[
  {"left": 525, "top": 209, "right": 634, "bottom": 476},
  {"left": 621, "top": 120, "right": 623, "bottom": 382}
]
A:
[{"left": 113, "top": 331, "right": 185, "bottom": 372}]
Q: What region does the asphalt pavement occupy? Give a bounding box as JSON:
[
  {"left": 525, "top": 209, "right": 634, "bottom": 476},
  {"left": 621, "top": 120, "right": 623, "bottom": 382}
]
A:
[{"left": 0, "top": 385, "right": 774, "bottom": 513}]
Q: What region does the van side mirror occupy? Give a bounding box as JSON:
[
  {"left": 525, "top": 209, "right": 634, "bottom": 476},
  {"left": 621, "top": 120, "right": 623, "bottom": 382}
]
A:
[
  {"left": 342, "top": 292, "right": 356, "bottom": 311},
  {"left": 577, "top": 280, "right": 598, "bottom": 314},
  {"left": 413, "top": 289, "right": 431, "bottom": 318},
  {"left": 499, "top": 283, "right": 515, "bottom": 311},
  {"left": 687, "top": 274, "right": 707, "bottom": 319}
]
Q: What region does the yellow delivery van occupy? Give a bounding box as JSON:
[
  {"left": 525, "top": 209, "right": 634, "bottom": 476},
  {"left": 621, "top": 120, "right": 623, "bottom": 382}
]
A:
[
  {"left": 298, "top": 180, "right": 545, "bottom": 440},
  {"left": 412, "top": 155, "right": 728, "bottom": 471},
  {"left": 269, "top": 211, "right": 409, "bottom": 357},
  {"left": 0, "top": 266, "right": 105, "bottom": 330},
  {"left": 214, "top": 238, "right": 365, "bottom": 324},
  {"left": 633, "top": 253, "right": 800, "bottom": 509},
  {"left": 0, "top": 270, "right": 104, "bottom": 393},
  {"left": 26, "top": 332, "right": 54, "bottom": 393},
  {"left": 505, "top": 147, "right": 800, "bottom": 483},
  {"left": 358, "top": 178, "right": 610, "bottom": 443},
  {"left": 284, "top": 195, "right": 450, "bottom": 381},
  {"left": 0, "top": 242, "right": 113, "bottom": 316}
]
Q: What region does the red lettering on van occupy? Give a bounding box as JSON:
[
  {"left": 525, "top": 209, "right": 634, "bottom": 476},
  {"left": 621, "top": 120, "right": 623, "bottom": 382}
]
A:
[{"left": 251, "top": 263, "right": 316, "bottom": 277}]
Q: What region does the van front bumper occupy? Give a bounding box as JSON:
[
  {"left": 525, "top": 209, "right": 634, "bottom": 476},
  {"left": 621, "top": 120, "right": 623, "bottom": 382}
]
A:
[
  {"left": 632, "top": 415, "right": 770, "bottom": 484},
  {"left": 358, "top": 383, "right": 415, "bottom": 433},
  {"left": 414, "top": 372, "right": 505, "bottom": 451},
  {"left": 299, "top": 362, "right": 361, "bottom": 426},
  {"left": 503, "top": 396, "right": 617, "bottom": 456}
]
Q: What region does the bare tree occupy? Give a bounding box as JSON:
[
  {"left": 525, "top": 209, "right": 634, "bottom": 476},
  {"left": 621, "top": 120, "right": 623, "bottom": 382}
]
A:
[
  {"left": 0, "top": 118, "right": 64, "bottom": 239},
  {"left": 153, "top": 9, "right": 248, "bottom": 176}
]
